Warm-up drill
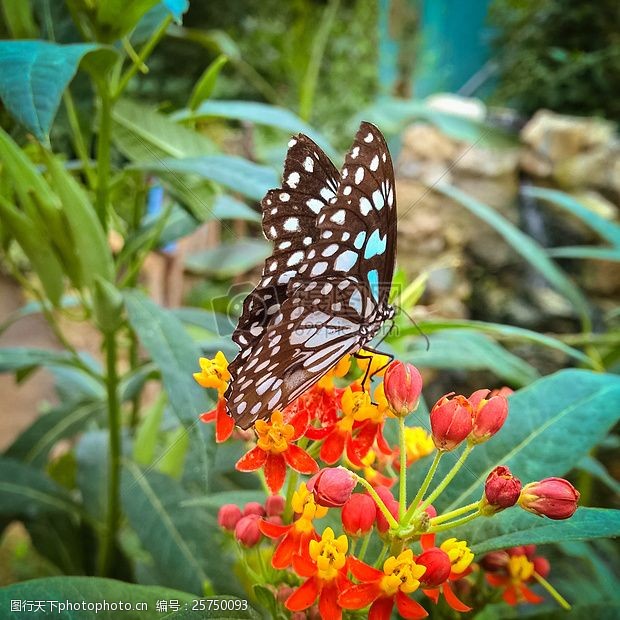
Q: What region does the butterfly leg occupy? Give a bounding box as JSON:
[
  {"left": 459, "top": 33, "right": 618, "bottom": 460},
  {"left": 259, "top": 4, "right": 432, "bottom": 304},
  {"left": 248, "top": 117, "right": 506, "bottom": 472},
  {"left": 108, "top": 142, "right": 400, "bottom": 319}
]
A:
[{"left": 353, "top": 347, "right": 394, "bottom": 396}]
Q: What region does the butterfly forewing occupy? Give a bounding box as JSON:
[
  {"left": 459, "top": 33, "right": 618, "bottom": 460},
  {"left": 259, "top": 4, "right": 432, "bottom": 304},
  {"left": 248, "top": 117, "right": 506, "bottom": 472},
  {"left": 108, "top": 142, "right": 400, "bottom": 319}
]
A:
[{"left": 226, "top": 122, "right": 397, "bottom": 429}]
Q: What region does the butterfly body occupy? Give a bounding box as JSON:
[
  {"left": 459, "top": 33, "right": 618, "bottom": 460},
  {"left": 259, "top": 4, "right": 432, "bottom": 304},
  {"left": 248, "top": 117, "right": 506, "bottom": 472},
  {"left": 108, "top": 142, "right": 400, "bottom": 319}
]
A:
[{"left": 225, "top": 122, "right": 397, "bottom": 429}]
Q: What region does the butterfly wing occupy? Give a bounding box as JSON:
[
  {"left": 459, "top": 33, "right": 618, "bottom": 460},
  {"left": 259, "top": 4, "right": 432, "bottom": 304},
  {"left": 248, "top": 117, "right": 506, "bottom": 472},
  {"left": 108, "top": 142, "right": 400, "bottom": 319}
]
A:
[
  {"left": 232, "top": 134, "right": 339, "bottom": 350},
  {"left": 226, "top": 122, "right": 397, "bottom": 428}
]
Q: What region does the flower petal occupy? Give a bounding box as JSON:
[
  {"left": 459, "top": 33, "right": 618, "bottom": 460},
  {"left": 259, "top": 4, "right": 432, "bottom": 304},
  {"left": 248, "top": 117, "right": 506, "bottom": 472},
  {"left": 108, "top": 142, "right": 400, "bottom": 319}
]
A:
[
  {"left": 422, "top": 588, "right": 439, "bottom": 604},
  {"left": 520, "top": 584, "right": 544, "bottom": 604},
  {"left": 264, "top": 453, "right": 287, "bottom": 494},
  {"left": 258, "top": 519, "right": 291, "bottom": 538},
  {"left": 286, "top": 576, "right": 320, "bottom": 611},
  {"left": 319, "top": 581, "right": 343, "bottom": 620},
  {"left": 420, "top": 533, "right": 436, "bottom": 551},
  {"left": 215, "top": 398, "right": 235, "bottom": 443},
  {"left": 292, "top": 552, "right": 317, "bottom": 578},
  {"left": 321, "top": 430, "right": 346, "bottom": 464},
  {"left": 271, "top": 531, "right": 298, "bottom": 569},
  {"left": 199, "top": 410, "right": 216, "bottom": 423},
  {"left": 442, "top": 582, "right": 471, "bottom": 612},
  {"left": 235, "top": 446, "right": 267, "bottom": 472},
  {"left": 288, "top": 406, "right": 310, "bottom": 440},
  {"left": 284, "top": 444, "right": 319, "bottom": 474},
  {"left": 339, "top": 583, "right": 381, "bottom": 610},
  {"left": 369, "top": 596, "right": 395, "bottom": 620},
  {"left": 395, "top": 591, "right": 429, "bottom": 619},
  {"left": 348, "top": 556, "right": 384, "bottom": 582}
]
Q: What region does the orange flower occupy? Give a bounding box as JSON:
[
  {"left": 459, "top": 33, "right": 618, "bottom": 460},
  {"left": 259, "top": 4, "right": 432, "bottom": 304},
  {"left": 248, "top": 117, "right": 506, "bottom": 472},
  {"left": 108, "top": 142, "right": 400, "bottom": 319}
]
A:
[
  {"left": 200, "top": 397, "right": 234, "bottom": 443},
  {"left": 418, "top": 533, "right": 473, "bottom": 612},
  {"left": 286, "top": 527, "right": 351, "bottom": 620},
  {"left": 236, "top": 409, "right": 317, "bottom": 493},
  {"left": 484, "top": 550, "right": 545, "bottom": 605},
  {"left": 259, "top": 483, "right": 327, "bottom": 569},
  {"left": 339, "top": 550, "right": 428, "bottom": 619}
]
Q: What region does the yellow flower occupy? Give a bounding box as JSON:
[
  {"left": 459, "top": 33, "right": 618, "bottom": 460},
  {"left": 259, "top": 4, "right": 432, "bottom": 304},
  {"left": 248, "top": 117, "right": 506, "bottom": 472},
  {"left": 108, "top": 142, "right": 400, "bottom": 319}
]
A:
[
  {"left": 193, "top": 351, "right": 230, "bottom": 396},
  {"left": 380, "top": 549, "right": 426, "bottom": 596},
  {"left": 292, "top": 483, "right": 328, "bottom": 521},
  {"left": 317, "top": 355, "right": 351, "bottom": 390},
  {"left": 309, "top": 527, "right": 348, "bottom": 581},
  {"left": 341, "top": 386, "right": 379, "bottom": 423},
  {"left": 440, "top": 538, "right": 474, "bottom": 574},
  {"left": 508, "top": 555, "right": 535, "bottom": 582},
  {"left": 357, "top": 349, "right": 391, "bottom": 383},
  {"left": 404, "top": 427, "right": 435, "bottom": 464},
  {"left": 255, "top": 410, "right": 294, "bottom": 454}
]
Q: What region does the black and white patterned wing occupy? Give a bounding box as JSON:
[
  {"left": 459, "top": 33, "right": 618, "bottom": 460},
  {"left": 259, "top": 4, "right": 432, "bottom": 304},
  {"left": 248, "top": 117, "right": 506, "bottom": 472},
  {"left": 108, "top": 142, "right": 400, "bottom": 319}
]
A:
[
  {"left": 231, "top": 134, "right": 339, "bottom": 350},
  {"left": 227, "top": 277, "right": 374, "bottom": 429},
  {"left": 314, "top": 121, "right": 397, "bottom": 308}
]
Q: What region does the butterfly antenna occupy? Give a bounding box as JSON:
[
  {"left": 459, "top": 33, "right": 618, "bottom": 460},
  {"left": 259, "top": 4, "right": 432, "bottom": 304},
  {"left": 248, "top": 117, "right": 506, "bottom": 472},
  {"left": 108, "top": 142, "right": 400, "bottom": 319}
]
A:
[{"left": 393, "top": 304, "right": 430, "bottom": 352}]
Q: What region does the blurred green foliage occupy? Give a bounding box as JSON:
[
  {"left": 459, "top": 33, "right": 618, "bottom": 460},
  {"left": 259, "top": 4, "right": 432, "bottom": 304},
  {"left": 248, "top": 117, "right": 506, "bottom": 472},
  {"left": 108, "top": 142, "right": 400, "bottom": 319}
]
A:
[{"left": 489, "top": 0, "right": 620, "bottom": 119}]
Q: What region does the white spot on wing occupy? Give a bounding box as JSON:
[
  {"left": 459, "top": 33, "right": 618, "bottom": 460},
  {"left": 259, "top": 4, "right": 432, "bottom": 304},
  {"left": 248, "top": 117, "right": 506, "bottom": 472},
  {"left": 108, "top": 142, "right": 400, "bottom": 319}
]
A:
[
  {"left": 322, "top": 244, "right": 339, "bottom": 257},
  {"left": 280, "top": 192, "right": 290, "bottom": 202},
  {"left": 287, "top": 251, "right": 304, "bottom": 266},
  {"left": 359, "top": 197, "right": 372, "bottom": 215},
  {"left": 330, "top": 210, "right": 346, "bottom": 225},
  {"left": 311, "top": 261, "right": 328, "bottom": 276},
  {"left": 355, "top": 167, "right": 365, "bottom": 184},
  {"left": 284, "top": 217, "right": 300, "bottom": 232},
  {"left": 334, "top": 250, "right": 358, "bottom": 271},
  {"left": 307, "top": 198, "right": 323, "bottom": 213},
  {"left": 364, "top": 132, "right": 374, "bottom": 142},
  {"left": 303, "top": 157, "right": 314, "bottom": 172},
  {"left": 370, "top": 155, "right": 379, "bottom": 171},
  {"left": 287, "top": 172, "right": 300, "bottom": 188}
]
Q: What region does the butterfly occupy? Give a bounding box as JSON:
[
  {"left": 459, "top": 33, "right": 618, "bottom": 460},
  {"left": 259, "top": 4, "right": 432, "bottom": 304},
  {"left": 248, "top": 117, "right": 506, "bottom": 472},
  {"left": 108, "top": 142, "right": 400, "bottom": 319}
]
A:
[{"left": 225, "top": 121, "right": 397, "bottom": 429}]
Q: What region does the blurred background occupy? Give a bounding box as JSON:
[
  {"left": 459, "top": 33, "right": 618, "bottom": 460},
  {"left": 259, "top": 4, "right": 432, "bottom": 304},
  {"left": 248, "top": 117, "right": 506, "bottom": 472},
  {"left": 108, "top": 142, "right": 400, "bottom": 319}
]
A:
[{"left": 0, "top": 0, "right": 618, "bottom": 601}]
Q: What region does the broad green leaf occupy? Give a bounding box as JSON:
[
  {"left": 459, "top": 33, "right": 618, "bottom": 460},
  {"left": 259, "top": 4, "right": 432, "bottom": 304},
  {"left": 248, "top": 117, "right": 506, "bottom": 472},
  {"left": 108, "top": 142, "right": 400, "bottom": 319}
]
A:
[
  {"left": 524, "top": 186, "right": 620, "bottom": 248},
  {"left": 0, "top": 197, "right": 65, "bottom": 305},
  {"left": 157, "top": 426, "right": 189, "bottom": 478},
  {"left": 134, "top": 393, "right": 166, "bottom": 466},
  {"left": 173, "top": 100, "right": 338, "bottom": 159},
  {"left": 0, "top": 457, "right": 78, "bottom": 517},
  {"left": 112, "top": 98, "right": 217, "bottom": 160},
  {"left": 458, "top": 508, "right": 620, "bottom": 555},
  {"left": 213, "top": 194, "right": 260, "bottom": 222},
  {"left": 185, "top": 239, "right": 271, "bottom": 278},
  {"left": 0, "top": 347, "right": 80, "bottom": 373},
  {"left": 180, "top": 490, "right": 265, "bottom": 511},
  {"left": 404, "top": 330, "right": 539, "bottom": 386},
  {"left": 431, "top": 370, "right": 620, "bottom": 512},
  {"left": 51, "top": 366, "right": 105, "bottom": 403},
  {"left": 5, "top": 401, "right": 103, "bottom": 467},
  {"left": 96, "top": 0, "right": 159, "bottom": 39},
  {"left": 131, "top": 155, "right": 278, "bottom": 201},
  {"left": 435, "top": 183, "right": 590, "bottom": 321},
  {"left": 172, "top": 307, "right": 234, "bottom": 337},
  {"left": 124, "top": 291, "right": 210, "bottom": 425},
  {"left": 189, "top": 55, "right": 228, "bottom": 110},
  {"left": 578, "top": 455, "right": 620, "bottom": 496},
  {"left": 0, "top": 0, "right": 37, "bottom": 38},
  {"left": 0, "top": 577, "right": 260, "bottom": 619},
  {"left": 75, "top": 431, "right": 109, "bottom": 522},
  {"left": 43, "top": 152, "right": 114, "bottom": 286},
  {"left": 547, "top": 246, "right": 620, "bottom": 261},
  {"left": 405, "top": 319, "right": 595, "bottom": 367},
  {"left": 121, "top": 463, "right": 242, "bottom": 596},
  {"left": 0, "top": 42, "right": 108, "bottom": 140},
  {"left": 0, "top": 297, "right": 79, "bottom": 336}
]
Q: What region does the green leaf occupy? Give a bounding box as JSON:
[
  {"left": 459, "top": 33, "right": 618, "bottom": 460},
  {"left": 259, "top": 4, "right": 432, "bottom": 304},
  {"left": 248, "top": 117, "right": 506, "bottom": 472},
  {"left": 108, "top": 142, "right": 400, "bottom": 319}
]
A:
[
  {"left": 212, "top": 195, "right": 260, "bottom": 222},
  {"left": 172, "top": 100, "right": 337, "bottom": 159},
  {"left": 547, "top": 246, "right": 620, "bottom": 261},
  {"left": 0, "top": 347, "right": 80, "bottom": 373},
  {"left": 0, "top": 41, "right": 109, "bottom": 140},
  {"left": 124, "top": 291, "right": 210, "bottom": 425},
  {"left": 0, "top": 196, "right": 65, "bottom": 305},
  {"left": 435, "top": 183, "right": 590, "bottom": 321},
  {"left": 0, "top": 0, "right": 37, "bottom": 38},
  {"left": 437, "top": 370, "right": 620, "bottom": 511},
  {"left": 408, "top": 318, "right": 595, "bottom": 367},
  {"left": 131, "top": 156, "right": 278, "bottom": 201},
  {"left": 121, "top": 463, "right": 242, "bottom": 596},
  {"left": 134, "top": 393, "right": 166, "bottom": 466},
  {"left": 0, "top": 577, "right": 260, "bottom": 619},
  {"left": 96, "top": 0, "right": 160, "bottom": 40},
  {"left": 75, "top": 431, "right": 109, "bottom": 523},
  {"left": 404, "top": 330, "right": 539, "bottom": 386},
  {"left": 180, "top": 490, "right": 265, "bottom": 511},
  {"left": 0, "top": 457, "right": 78, "bottom": 517},
  {"left": 157, "top": 426, "right": 189, "bottom": 478},
  {"left": 523, "top": 186, "right": 620, "bottom": 248},
  {"left": 0, "top": 297, "right": 79, "bottom": 336},
  {"left": 458, "top": 508, "right": 620, "bottom": 555},
  {"left": 5, "top": 401, "right": 103, "bottom": 468},
  {"left": 185, "top": 239, "right": 271, "bottom": 278},
  {"left": 578, "top": 455, "right": 620, "bottom": 496},
  {"left": 42, "top": 152, "right": 114, "bottom": 286},
  {"left": 112, "top": 98, "right": 217, "bottom": 160},
  {"left": 189, "top": 55, "right": 228, "bottom": 110}
]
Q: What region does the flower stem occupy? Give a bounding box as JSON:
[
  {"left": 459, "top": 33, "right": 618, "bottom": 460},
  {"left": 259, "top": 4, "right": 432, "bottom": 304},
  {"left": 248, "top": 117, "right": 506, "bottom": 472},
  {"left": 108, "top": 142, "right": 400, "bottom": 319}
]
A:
[
  {"left": 374, "top": 541, "right": 389, "bottom": 568},
  {"left": 349, "top": 538, "right": 358, "bottom": 558},
  {"left": 355, "top": 474, "right": 398, "bottom": 531},
  {"left": 358, "top": 532, "right": 371, "bottom": 561},
  {"left": 95, "top": 86, "right": 112, "bottom": 228},
  {"left": 98, "top": 330, "right": 121, "bottom": 576},
  {"left": 428, "top": 509, "right": 482, "bottom": 533},
  {"left": 420, "top": 443, "right": 474, "bottom": 512},
  {"left": 533, "top": 571, "right": 571, "bottom": 610},
  {"left": 282, "top": 471, "right": 299, "bottom": 523},
  {"left": 430, "top": 501, "right": 480, "bottom": 525},
  {"left": 398, "top": 416, "right": 407, "bottom": 520},
  {"left": 404, "top": 451, "right": 442, "bottom": 523}
]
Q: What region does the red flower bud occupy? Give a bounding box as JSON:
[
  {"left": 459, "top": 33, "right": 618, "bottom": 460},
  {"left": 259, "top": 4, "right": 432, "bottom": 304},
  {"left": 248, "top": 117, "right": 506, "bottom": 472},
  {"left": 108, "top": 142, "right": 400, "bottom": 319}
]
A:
[
  {"left": 267, "top": 515, "right": 284, "bottom": 527},
  {"left": 522, "top": 544, "right": 537, "bottom": 559},
  {"left": 307, "top": 466, "right": 357, "bottom": 508},
  {"left": 480, "top": 550, "right": 510, "bottom": 572},
  {"left": 417, "top": 547, "right": 452, "bottom": 586},
  {"left": 372, "top": 486, "right": 399, "bottom": 534},
  {"left": 483, "top": 466, "right": 522, "bottom": 513},
  {"left": 519, "top": 477, "right": 580, "bottom": 520},
  {"left": 218, "top": 504, "right": 242, "bottom": 531},
  {"left": 469, "top": 389, "right": 508, "bottom": 444},
  {"left": 430, "top": 393, "right": 473, "bottom": 451},
  {"left": 243, "top": 501, "right": 266, "bottom": 517},
  {"left": 533, "top": 556, "right": 550, "bottom": 578},
  {"left": 383, "top": 361, "right": 423, "bottom": 416},
  {"left": 265, "top": 495, "right": 285, "bottom": 517},
  {"left": 341, "top": 494, "right": 377, "bottom": 536},
  {"left": 235, "top": 514, "right": 262, "bottom": 547}
]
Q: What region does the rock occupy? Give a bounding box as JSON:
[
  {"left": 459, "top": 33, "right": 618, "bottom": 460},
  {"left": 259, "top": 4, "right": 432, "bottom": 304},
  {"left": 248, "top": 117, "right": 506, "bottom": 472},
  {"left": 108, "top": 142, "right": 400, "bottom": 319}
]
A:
[
  {"left": 521, "top": 110, "right": 616, "bottom": 162},
  {"left": 554, "top": 147, "right": 610, "bottom": 188},
  {"left": 453, "top": 144, "right": 520, "bottom": 177},
  {"left": 520, "top": 148, "right": 553, "bottom": 177},
  {"left": 400, "top": 123, "right": 460, "bottom": 162},
  {"left": 425, "top": 93, "right": 486, "bottom": 121}
]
